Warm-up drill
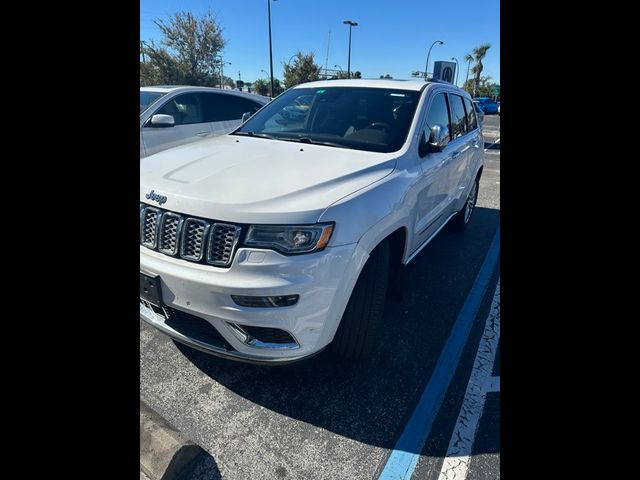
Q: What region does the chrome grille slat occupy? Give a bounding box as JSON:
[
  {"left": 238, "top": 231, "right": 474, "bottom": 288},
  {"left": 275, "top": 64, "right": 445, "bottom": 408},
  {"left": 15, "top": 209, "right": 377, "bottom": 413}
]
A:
[
  {"left": 158, "top": 212, "right": 184, "bottom": 256},
  {"left": 140, "top": 207, "right": 161, "bottom": 249},
  {"left": 208, "top": 223, "right": 242, "bottom": 266},
  {"left": 140, "top": 204, "right": 241, "bottom": 267},
  {"left": 180, "top": 219, "right": 210, "bottom": 261}
]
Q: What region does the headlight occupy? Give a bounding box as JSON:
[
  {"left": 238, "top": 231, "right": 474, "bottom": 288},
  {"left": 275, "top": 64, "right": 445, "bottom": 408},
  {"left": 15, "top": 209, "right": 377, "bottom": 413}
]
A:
[{"left": 244, "top": 223, "right": 334, "bottom": 254}]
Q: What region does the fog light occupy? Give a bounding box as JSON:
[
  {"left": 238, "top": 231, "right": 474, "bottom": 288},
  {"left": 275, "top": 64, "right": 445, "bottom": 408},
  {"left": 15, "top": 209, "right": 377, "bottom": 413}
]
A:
[{"left": 231, "top": 295, "right": 299, "bottom": 308}]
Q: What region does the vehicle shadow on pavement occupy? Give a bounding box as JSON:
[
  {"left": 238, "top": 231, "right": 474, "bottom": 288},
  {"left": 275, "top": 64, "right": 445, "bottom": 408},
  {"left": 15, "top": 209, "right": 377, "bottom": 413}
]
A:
[
  {"left": 175, "top": 449, "right": 221, "bottom": 480},
  {"left": 484, "top": 142, "right": 500, "bottom": 150},
  {"left": 175, "top": 207, "right": 500, "bottom": 454}
]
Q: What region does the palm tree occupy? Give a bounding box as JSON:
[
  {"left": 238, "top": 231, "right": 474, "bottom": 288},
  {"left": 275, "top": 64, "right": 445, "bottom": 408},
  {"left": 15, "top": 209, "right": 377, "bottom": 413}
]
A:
[
  {"left": 470, "top": 43, "right": 491, "bottom": 97},
  {"left": 464, "top": 53, "right": 473, "bottom": 87}
]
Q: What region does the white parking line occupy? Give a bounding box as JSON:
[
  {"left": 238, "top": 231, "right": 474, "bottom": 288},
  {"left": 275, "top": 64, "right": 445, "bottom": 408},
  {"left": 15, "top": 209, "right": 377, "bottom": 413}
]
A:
[
  {"left": 484, "top": 138, "right": 500, "bottom": 152},
  {"left": 437, "top": 280, "right": 500, "bottom": 480}
]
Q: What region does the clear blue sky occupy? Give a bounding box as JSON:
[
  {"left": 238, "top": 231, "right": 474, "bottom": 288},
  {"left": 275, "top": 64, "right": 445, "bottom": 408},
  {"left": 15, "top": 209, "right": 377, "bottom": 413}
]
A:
[{"left": 141, "top": 0, "right": 499, "bottom": 86}]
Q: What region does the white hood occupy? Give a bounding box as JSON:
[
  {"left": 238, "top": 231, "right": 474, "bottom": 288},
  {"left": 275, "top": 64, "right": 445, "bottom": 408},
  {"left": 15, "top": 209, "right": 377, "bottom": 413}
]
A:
[{"left": 140, "top": 135, "right": 397, "bottom": 224}]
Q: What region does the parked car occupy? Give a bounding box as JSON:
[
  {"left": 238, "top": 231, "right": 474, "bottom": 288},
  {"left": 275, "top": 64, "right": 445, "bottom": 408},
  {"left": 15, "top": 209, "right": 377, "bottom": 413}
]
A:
[
  {"left": 140, "top": 79, "right": 484, "bottom": 364},
  {"left": 140, "top": 86, "right": 269, "bottom": 158},
  {"left": 473, "top": 100, "right": 485, "bottom": 126},
  {"left": 472, "top": 97, "right": 498, "bottom": 114}
]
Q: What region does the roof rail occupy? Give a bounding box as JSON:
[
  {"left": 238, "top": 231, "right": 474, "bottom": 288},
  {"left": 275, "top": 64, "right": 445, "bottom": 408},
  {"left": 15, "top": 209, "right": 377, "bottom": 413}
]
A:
[{"left": 428, "top": 79, "right": 456, "bottom": 85}]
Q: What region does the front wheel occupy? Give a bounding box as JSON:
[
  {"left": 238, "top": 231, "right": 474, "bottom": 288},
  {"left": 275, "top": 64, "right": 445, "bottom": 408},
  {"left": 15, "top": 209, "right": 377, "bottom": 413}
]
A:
[
  {"left": 448, "top": 178, "right": 479, "bottom": 232},
  {"left": 330, "top": 240, "right": 389, "bottom": 360}
]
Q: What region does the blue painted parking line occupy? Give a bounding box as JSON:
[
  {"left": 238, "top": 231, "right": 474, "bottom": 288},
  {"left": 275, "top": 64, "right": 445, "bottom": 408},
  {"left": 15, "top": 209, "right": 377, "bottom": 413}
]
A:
[{"left": 378, "top": 227, "right": 500, "bottom": 480}]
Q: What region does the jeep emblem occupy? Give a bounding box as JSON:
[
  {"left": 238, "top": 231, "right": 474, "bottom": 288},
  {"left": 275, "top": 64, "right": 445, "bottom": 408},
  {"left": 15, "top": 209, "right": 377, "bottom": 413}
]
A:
[{"left": 145, "top": 190, "right": 167, "bottom": 205}]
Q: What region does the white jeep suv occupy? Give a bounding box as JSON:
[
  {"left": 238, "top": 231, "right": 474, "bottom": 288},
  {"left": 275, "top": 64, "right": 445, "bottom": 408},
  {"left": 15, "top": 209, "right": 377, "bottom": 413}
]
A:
[{"left": 140, "top": 79, "right": 484, "bottom": 364}]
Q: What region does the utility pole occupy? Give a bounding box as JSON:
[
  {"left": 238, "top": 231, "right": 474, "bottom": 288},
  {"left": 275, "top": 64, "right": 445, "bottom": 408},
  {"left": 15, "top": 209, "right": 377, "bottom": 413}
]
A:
[
  {"left": 216, "top": 56, "right": 231, "bottom": 89},
  {"left": 324, "top": 30, "right": 331, "bottom": 78},
  {"left": 268, "top": 0, "right": 276, "bottom": 98}
]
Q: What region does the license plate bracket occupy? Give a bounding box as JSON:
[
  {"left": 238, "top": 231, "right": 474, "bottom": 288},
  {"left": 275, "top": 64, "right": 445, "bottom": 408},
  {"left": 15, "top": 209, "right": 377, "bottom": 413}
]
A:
[{"left": 140, "top": 273, "right": 163, "bottom": 307}]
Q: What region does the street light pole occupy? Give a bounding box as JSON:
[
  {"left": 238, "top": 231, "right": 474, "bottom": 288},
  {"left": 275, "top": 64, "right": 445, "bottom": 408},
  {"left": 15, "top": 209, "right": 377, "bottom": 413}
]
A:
[
  {"left": 267, "top": 0, "right": 277, "bottom": 98},
  {"left": 424, "top": 40, "right": 444, "bottom": 81},
  {"left": 451, "top": 57, "right": 459, "bottom": 86},
  {"left": 343, "top": 20, "right": 358, "bottom": 79}
]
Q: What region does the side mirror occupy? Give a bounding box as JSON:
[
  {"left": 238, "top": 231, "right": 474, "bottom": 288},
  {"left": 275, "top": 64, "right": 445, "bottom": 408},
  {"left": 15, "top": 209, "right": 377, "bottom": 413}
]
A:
[
  {"left": 241, "top": 111, "right": 253, "bottom": 123},
  {"left": 150, "top": 114, "right": 175, "bottom": 128},
  {"left": 419, "top": 124, "right": 450, "bottom": 156}
]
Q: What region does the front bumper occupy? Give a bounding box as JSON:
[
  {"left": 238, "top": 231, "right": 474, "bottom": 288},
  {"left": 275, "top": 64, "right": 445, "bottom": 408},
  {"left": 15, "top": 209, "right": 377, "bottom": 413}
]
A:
[{"left": 140, "top": 242, "right": 367, "bottom": 364}]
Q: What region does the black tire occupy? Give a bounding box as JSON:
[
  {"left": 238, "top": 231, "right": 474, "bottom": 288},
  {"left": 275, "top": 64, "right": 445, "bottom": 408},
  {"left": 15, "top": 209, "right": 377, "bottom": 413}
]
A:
[
  {"left": 330, "top": 240, "right": 390, "bottom": 360},
  {"left": 448, "top": 177, "right": 479, "bottom": 232}
]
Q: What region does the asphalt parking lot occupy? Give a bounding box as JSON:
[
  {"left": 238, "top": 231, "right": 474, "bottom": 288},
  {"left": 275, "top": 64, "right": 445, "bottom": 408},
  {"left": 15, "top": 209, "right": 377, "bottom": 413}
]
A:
[{"left": 140, "top": 114, "right": 500, "bottom": 480}]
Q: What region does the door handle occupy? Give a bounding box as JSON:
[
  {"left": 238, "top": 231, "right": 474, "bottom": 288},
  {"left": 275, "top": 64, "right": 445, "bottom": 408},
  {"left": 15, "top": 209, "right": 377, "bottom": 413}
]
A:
[
  {"left": 451, "top": 151, "right": 462, "bottom": 159},
  {"left": 196, "top": 131, "right": 209, "bottom": 137}
]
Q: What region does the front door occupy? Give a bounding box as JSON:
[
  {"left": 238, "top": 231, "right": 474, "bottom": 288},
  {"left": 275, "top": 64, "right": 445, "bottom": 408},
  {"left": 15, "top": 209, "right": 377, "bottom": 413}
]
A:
[
  {"left": 410, "top": 91, "right": 456, "bottom": 254},
  {"left": 142, "top": 92, "right": 213, "bottom": 157}
]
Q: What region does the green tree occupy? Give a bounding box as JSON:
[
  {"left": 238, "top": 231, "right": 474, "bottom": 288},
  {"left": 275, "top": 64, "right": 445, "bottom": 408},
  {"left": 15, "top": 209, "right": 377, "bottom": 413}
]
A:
[
  {"left": 272, "top": 79, "right": 285, "bottom": 96},
  {"left": 252, "top": 78, "right": 269, "bottom": 96},
  {"left": 463, "top": 53, "right": 474, "bottom": 85},
  {"left": 379, "top": 74, "right": 393, "bottom": 79},
  {"left": 470, "top": 43, "right": 491, "bottom": 97},
  {"left": 352, "top": 71, "right": 362, "bottom": 79},
  {"left": 282, "top": 52, "right": 321, "bottom": 88},
  {"left": 140, "top": 10, "right": 226, "bottom": 87},
  {"left": 250, "top": 78, "right": 284, "bottom": 97},
  {"left": 462, "top": 76, "right": 497, "bottom": 98}
]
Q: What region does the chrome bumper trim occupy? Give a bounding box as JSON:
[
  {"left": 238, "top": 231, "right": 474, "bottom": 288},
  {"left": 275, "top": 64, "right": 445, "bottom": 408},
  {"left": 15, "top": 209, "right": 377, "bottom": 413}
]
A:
[{"left": 140, "top": 302, "right": 313, "bottom": 365}]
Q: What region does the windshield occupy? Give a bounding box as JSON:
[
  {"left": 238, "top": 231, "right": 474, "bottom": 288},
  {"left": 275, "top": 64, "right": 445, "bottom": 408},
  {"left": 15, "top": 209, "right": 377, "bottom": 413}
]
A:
[
  {"left": 140, "top": 91, "right": 168, "bottom": 114},
  {"left": 233, "top": 86, "right": 421, "bottom": 153}
]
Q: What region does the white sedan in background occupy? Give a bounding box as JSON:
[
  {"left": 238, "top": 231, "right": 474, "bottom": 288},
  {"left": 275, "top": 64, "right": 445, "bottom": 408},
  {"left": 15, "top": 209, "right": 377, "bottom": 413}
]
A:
[{"left": 140, "top": 86, "right": 269, "bottom": 158}]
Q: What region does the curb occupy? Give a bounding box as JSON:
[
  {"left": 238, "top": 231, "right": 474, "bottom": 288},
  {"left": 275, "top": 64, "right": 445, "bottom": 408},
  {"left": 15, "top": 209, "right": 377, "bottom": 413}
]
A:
[{"left": 140, "top": 400, "right": 204, "bottom": 480}]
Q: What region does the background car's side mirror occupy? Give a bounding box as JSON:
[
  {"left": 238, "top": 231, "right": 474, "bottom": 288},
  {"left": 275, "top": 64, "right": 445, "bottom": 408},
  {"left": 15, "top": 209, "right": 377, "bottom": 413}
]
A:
[
  {"left": 241, "top": 111, "right": 253, "bottom": 123},
  {"left": 150, "top": 114, "right": 175, "bottom": 128},
  {"left": 419, "top": 124, "right": 450, "bottom": 156}
]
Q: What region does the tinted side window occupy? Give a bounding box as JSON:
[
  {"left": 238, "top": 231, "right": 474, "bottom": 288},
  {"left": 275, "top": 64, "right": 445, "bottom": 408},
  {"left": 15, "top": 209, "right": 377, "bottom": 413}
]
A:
[
  {"left": 463, "top": 97, "right": 478, "bottom": 131},
  {"left": 448, "top": 94, "right": 468, "bottom": 139},
  {"left": 424, "top": 93, "right": 451, "bottom": 140},
  {"left": 203, "top": 93, "right": 263, "bottom": 122},
  {"left": 156, "top": 93, "right": 204, "bottom": 125}
]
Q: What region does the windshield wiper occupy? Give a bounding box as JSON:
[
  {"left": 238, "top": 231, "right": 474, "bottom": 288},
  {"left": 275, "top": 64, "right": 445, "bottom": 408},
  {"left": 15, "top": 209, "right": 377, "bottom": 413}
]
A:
[
  {"left": 280, "top": 137, "right": 347, "bottom": 149},
  {"left": 231, "top": 131, "right": 277, "bottom": 140}
]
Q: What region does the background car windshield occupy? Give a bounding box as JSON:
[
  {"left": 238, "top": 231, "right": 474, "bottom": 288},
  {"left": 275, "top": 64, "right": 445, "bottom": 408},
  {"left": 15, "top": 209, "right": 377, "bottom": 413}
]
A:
[
  {"left": 234, "top": 87, "right": 420, "bottom": 153},
  {"left": 140, "top": 91, "right": 168, "bottom": 114}
]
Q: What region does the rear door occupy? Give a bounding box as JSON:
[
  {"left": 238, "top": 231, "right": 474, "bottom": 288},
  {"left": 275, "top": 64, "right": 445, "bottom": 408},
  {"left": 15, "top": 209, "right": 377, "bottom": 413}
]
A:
[
  {"left": 202, "top": 93, "right": 265, "bottom": 136},
  {"left": 446, "top": 93, "right": 477, "bottom": 206},
  {"left": 141, "top": 92, "right": 213, "bottom": 157},
  {"left": 462, "top": 96, "right": 483, "bottom": 193}
]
